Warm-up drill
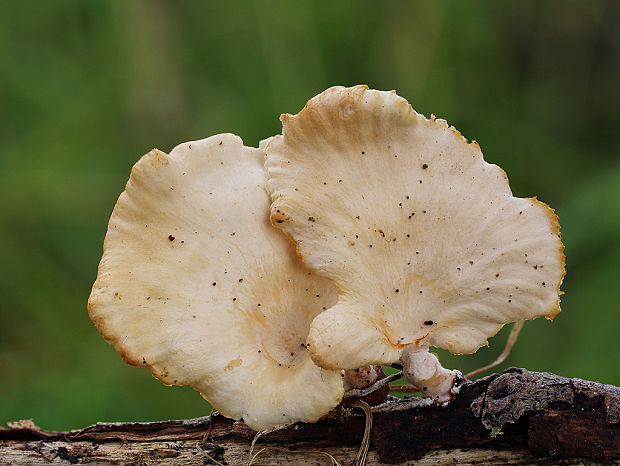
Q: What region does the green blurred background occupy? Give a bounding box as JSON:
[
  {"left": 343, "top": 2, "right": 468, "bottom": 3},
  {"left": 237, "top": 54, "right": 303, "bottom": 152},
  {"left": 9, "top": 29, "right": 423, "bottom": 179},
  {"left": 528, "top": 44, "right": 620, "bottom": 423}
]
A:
[{"left": 1, "top": 0, "right": 619, "bottom": 431}]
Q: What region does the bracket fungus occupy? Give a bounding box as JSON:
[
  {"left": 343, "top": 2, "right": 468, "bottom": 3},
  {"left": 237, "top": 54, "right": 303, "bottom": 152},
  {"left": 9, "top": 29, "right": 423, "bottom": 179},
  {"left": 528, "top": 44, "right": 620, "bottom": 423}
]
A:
[
  {"left": 88, "top": 134, "right": 344, "bottom": 430},
  {"left": 90, "top": 86, "right": 566, "bottom": 428},
  {"left": 265, "top": 85, "right": 566, "bottom": 401}
]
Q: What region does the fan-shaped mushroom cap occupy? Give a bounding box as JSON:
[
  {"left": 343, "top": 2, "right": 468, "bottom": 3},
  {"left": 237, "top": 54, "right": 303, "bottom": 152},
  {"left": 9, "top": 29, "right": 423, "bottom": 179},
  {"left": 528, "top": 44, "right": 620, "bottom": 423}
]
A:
[
  {"left": 88, "top": 134, "right": 343, "bottom": 430},
  {"left": 265, "top": 85, "right": 565, "bottom": 371}
]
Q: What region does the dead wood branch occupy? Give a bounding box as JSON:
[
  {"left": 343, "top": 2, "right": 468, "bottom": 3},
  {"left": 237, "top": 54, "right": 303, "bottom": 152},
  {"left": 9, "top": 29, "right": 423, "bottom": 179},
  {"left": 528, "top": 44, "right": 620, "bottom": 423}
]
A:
[{"left": 1, "top": 368, "right": 618, "bottom": 464}]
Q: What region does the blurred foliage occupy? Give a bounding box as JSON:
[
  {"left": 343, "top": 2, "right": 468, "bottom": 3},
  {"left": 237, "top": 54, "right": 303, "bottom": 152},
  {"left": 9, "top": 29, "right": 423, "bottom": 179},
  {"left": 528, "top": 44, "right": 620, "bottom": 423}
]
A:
[{"left": 0, "top": 0, "right": 618, "bottom": 431}]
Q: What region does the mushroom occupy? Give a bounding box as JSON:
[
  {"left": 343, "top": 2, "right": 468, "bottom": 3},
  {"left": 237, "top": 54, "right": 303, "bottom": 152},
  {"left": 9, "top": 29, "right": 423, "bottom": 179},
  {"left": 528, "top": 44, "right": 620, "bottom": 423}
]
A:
[
  {"left": 88, "top": 134, "right": 343, "bottom": 430},
  {"left": 342, "top": 365, "right": 391, "bottom": 406},
  {"left": 342, "top": 365, "right": 386, "bottom": 392},
  {"left": 264, "top": 85, "right": 566, "bottom": 401}
]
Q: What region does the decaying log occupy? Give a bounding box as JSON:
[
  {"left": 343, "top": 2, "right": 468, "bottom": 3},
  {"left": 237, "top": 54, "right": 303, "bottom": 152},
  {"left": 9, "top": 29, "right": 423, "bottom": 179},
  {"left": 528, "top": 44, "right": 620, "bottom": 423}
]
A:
[{"left": 1, "top": 368, "right": 618, "bottom": 464}]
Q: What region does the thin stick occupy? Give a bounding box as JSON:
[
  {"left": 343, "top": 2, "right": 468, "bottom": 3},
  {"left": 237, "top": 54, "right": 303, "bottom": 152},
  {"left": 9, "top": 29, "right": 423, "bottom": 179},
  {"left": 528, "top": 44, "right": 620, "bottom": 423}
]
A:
[
  {"left": 196, "top": 408, "right": 226, "bottom": 465},
  {"left": 348, "top": 399, "right": 372, "bottom": 466},
  {"left": 197, "top": 445, "right": 225, "bottom": 466},
  {"left": 201, "top": 408, "right": 216, "bottom": 443},
  {"left": 465, "top": 320, "right": 525, "bottom": 379},
  {"left": 389, "top": 384, "right": 419, "bottom": 393},
  {"left": 246, "top": 400, "right": 374, "bottom": 466},
  {"left": 343, "top": 371, "right": 403, "bottom": 400},
  {"left": 247, "top": 424, "right": 289, "bottom": 466}
]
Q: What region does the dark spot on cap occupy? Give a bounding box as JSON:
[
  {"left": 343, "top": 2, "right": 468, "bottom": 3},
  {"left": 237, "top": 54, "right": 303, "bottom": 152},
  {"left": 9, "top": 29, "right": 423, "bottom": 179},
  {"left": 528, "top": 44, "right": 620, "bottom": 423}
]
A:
[
  {"left": 422, "top": 163, "right": 428, "bottom": 169},
  {"left": 424, "top": 320, "right": 434, "bottom": 325},
  {"left": 168, "top": 235, "right": 175, "bottom": 241},
  {"left": 308, "top": 216, "right": 316, "bottom": 222}
]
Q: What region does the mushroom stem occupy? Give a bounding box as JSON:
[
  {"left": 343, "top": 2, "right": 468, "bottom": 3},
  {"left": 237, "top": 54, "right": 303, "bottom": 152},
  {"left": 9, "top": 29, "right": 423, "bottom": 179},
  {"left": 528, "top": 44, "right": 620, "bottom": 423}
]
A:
[
  {"left": 401, "top": 348, "right": 460, "bottom": 403},
  {"left": 342, "top": 365, "right": 391, "bottom": 406},
  {"left": 342, "top": 365, "right": 384, "bottom": 391}
]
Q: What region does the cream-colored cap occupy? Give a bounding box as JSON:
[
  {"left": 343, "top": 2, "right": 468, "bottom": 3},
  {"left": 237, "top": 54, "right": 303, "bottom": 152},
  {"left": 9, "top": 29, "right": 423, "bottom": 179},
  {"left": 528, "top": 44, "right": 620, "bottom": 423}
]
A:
[
  {"left": 265, "top": 85, "right": 565, "bottom": 371},
  {"left": 89, "top": 134, "right": 343, "bottom": 430}
]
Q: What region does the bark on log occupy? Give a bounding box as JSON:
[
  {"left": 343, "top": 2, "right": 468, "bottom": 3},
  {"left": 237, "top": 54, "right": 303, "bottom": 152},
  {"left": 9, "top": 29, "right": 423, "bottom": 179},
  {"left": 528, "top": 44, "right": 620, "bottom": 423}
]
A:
[{"left": 1, "top": 368, "right": 618, "bottom": 465}]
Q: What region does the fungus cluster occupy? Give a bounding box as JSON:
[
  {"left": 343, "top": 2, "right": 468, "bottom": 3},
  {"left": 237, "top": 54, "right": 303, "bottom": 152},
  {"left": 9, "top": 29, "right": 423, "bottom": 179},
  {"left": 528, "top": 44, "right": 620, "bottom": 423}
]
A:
[{"left": 89, "top": 86, "right": 565, "bottom": 430}]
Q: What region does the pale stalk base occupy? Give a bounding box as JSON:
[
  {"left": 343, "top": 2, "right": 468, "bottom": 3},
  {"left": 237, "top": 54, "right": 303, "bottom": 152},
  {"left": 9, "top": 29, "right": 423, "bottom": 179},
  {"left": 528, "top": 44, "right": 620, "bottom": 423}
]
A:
[{"left": 401, "top": 348, "right": 459, "bottom": 402}]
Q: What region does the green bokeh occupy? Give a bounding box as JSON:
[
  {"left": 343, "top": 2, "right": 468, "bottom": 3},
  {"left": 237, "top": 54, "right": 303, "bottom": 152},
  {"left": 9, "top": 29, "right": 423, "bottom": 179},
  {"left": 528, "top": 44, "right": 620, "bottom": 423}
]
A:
[{"left": 1, "top": 0, "right": 618, "bottom": 431}]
